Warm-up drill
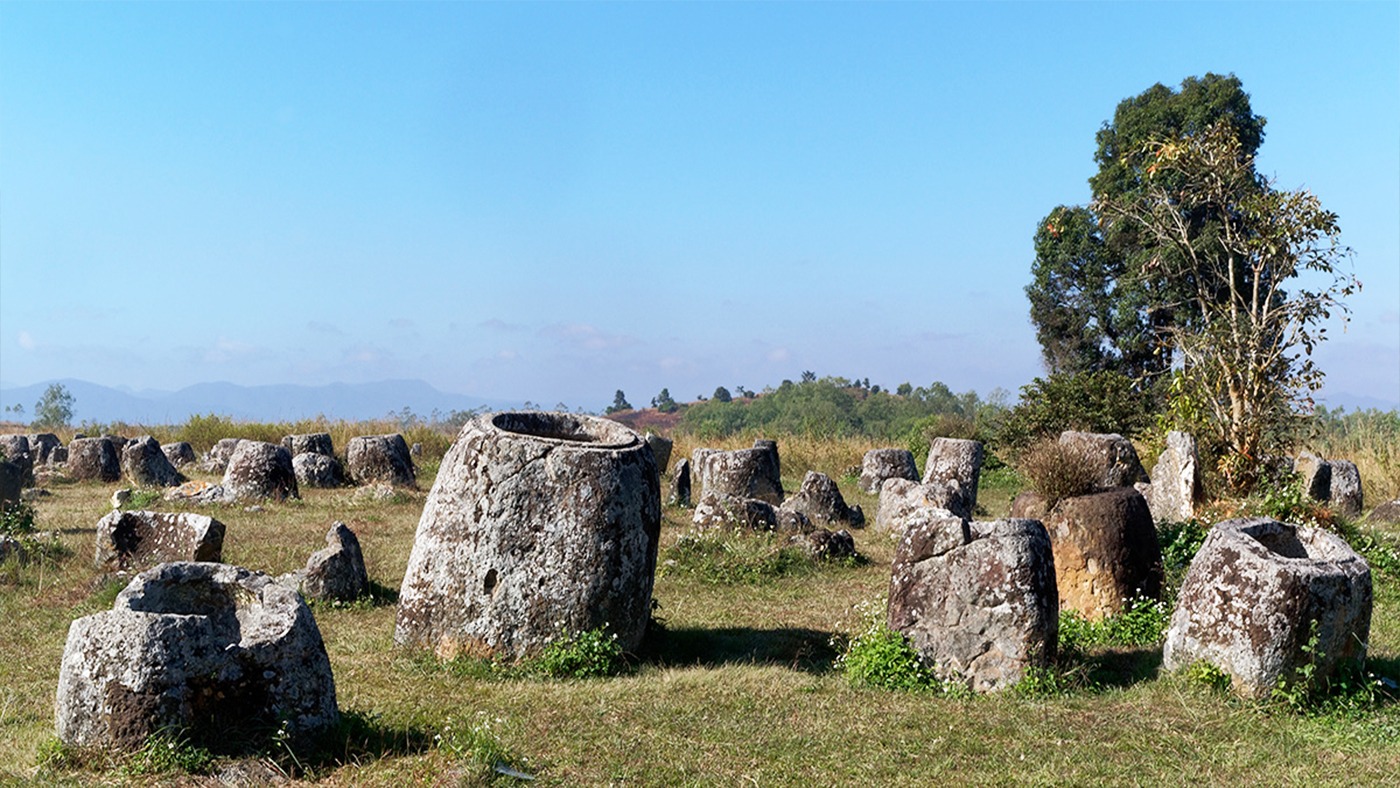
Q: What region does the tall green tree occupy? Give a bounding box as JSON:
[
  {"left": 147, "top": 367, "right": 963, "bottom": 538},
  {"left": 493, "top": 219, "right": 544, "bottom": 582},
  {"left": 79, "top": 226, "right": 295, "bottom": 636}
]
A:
[
  {"left": 605, "top": 390, "right": 632, "bottom": 414},
  {"left": 1027, "top": 73, "right": 1266, "bottom": 380},
  {"left": 33, "top": 383, "right": 75, "bottom": 429}
]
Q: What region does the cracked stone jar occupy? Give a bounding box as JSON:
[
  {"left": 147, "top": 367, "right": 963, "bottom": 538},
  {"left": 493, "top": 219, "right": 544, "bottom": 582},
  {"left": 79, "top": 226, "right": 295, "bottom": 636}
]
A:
[{"left": 394, "top": 412, "right": 661, "bottom": 659}]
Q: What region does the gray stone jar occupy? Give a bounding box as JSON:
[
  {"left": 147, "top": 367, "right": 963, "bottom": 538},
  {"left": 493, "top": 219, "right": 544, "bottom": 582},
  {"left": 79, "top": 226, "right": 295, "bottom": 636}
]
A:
[{"left": 395, "top": 411, "right": 661, "bottom": 659}]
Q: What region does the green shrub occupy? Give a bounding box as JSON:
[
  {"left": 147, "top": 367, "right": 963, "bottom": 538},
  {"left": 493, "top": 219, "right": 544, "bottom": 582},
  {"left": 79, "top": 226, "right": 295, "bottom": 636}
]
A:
[
  {"left": 659, "top": 530, "right": 823, "bottom": 584},
  {"left": 1058, "top": 597, "right": 1171, "bottom": 654},
  {"left": 996, "top": 370, "right": 1158, "bottom": 457},
  {"left": 120, "top": 731, "right": 214, "bottom": 776},
  {"left": 839, "top": 622, "right": 944, "bottom": 692},
  {"left": 531, "top": 627, "right": 627, "bottom": 679},
  {"left": 0, "top": 501, "right": 37, "bottom": 537},
  {"left": 1181, "top": 660, "right": 1232, "bottom": 693}
]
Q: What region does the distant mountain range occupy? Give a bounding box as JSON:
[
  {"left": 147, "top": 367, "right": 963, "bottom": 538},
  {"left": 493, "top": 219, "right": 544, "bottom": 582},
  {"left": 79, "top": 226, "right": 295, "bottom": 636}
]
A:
[{"left": 0, "top": 379, "right": 515, "bottom": 425}]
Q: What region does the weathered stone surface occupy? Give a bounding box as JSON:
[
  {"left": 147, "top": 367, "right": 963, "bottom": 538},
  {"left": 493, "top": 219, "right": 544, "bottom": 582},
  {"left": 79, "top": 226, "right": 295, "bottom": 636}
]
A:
[
  {"left": 695, "top": 447, "right": 783, "bottom": 504},
  {"left": 94, "top": 510, "right": 225, "bottom": 572},
  {"left": 67, "top": 438, "right": 121, "bottom": 482},
  {"left": 0, "top": 460, "right": 22, "bottom": 503},
  {"left": 0, "top": 435, "right": 34, "bottom": 487},
  {"left": 1147, "top": 431, "right": 1202, "bottom": 523},
  {"left": 1369, "top": 499, "right": 1400, "bottom": 525},
  {"left": 859, "top": 448, "right": 919, "bottom": 493},
  {"left": 164, "top": 480, "right": 227, "bottom": 505},
  {"left": 49, "top": 445, "right": 68, "bottom": 465},
  {"left": 889, "top": 516, "right": 1058, "bottom": 692},
  {"left": 282, "top": 433, "right": 335, "bottom": 458},
  {"left": 201, "top": 438, "right": 244, "bottom": 474},
  {"left": 55, "top": 562, "right": 338, "bottom": 750},
  {"left": 222, "top": 441, "right": 298, "bottom": 502},
  {"left": 692, "top": 491, "right": 813, "bottom": 532},
  {"left": 1043, "top": 487, "right": 1162, "bottom": 619},
  {"left": 27, "top": 433, "right": 61, "bottom": 465},
  {"left": 1059, "top": 431, "right": 1148, "bottom": 488},
  {"left": 110, "top": 488, "right": 132, "bottom": 509},
  {"left": 922, "top": 438, "right": 984, "bottom": 509},
  {"left": 293, "top": 452, "right": 344, "bottom": 489},
  {"left": 346, "top": 434, "right": 416, "bottom": 488},
  {"left": 669, "top": 458, "right": 692, "bottom": 507},
  {"left": 121, "top": 436, "right": 187, "bottom": 488},
  {"left": 753, "top": 439, "right": 781, "bottom": 478},
  {"left": 284, "top": 522, "right": 368, "bottom": 602},
  {"left": 781, "top": 471, "right": 864, "bottom": 528},
  {"left": 876, "top": 477, "right": 972, "bottom": 540},
  {"left": 1008, "top": 490, "right": 1050, "bottom": 522},
  {"left": 351, "top": 482, "right": 398, "bottom": 503},
  {"left": 645, "top": 433, "right": 672, "bottom": 476},
  {"left": 160, "top": 441, "right": 197, "bottom": 468},
  {"left": 1162, "top": 518, "right": 1372, "bottom": 700},
  {"left": 396, "top": 412, "right": 660, "bottom": 659},
  {"left": 788, "top": 528, "right": 857, "bottom": 561},
  {"left": 1329, "top": 460, "right": 1363, "bottom": 518},
  {"left": 1294, "top": 452, "right": 1332, "bottom": 502}
]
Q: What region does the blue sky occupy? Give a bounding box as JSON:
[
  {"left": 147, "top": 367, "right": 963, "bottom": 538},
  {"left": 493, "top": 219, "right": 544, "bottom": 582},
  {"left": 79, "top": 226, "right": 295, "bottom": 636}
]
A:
[{"left": 2, "top": 2, "right": 1397, "bottom": 411}]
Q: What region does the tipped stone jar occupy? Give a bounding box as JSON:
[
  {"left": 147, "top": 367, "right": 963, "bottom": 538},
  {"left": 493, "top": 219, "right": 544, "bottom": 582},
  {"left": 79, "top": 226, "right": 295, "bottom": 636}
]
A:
[{"left": 395, "top": 412, "right": 661, "bottom": 659}]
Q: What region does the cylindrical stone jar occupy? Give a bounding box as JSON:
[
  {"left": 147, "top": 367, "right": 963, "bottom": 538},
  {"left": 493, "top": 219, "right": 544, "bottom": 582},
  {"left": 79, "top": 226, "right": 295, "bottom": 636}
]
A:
[{"left": 395, "top": 412, "right": 661, "bottom": 659}]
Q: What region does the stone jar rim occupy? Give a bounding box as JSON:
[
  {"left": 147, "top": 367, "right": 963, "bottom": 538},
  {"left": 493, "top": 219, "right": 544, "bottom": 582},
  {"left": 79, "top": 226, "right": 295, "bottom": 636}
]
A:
[{"left": 483, "top": 411, "right": 641, "bottom": 450}]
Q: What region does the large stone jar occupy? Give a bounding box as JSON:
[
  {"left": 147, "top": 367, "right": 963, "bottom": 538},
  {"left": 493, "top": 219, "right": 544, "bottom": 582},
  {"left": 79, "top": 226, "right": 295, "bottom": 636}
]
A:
[
  {"left": 395, "top": 411, "right": 661, "bottom": 659},
  {"left": 1162, "top": 518, "right": 1371, "bottom": 699}
]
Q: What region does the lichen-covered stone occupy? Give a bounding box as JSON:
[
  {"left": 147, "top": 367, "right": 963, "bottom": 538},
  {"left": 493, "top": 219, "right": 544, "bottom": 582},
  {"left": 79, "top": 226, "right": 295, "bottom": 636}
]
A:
[
  {"left": 346, "top": 434, "right": 416, "bottom": 488},
  {"left": 1162, "top": 518, "right": 1372, "bottom": 700},
  {"left": 283, "top": 522, "right": 368, "bottom": 602},
  {"left": 121, "top": 436, "right": 187, "bottom": 488},
  {"left": 1042, "top": 487, "right": 1162, "bottom": 619},
  {"left": 694, "top": 446, "right": 783, "bottom": 505},
  {"left": 859, "top": 448, "right": 919, "bottom": 493},
  {"left": 293, "top": 452, "right": 344, "bottom": 489},
  {"left": 94, "top": 510, "right": 225, "bottom": 572},
  {"left": 1147, "top": 431, "right": 1201, "bottom": 523},
  {"left": 1059, "top": 431, "right": 1148, "bottom": 488},
  {"left": 0, "top": 435, "right": 35, "bottom": 488},
  {"left": 163, "top": 480, "right": 227, "bottom": 505},
  {"left": 1329, "top": 460, "right": 1363, "bottom": 518},
  {"left": 395, "top": 412, "right": 660, "bottom": 659},
  {"left": 922, "top": 438, "right": 984, "bottom": 509},
  {"left": 1369, "top": 499, "right": 1400, "bottom": 525},
  {"left": 876, "top": 477, "right": 971, "bottom": 540},
  {"left": 160, "top": 441, "right": 197, "bottom": 468},
  {"left": 282, "top": 433, "right": 335, "bottom": 458},
  {"left": 888, "top": 516, "right": 1058, "bottom": 692},
  {"left": 692, "top": 491, "right": 813, "bottom": 532},
  {"left": 781, "top": 470, "right": 864, "bottom": 528},
  {"left": 55, "top": 562, "right": 338, "bottom": 750},
  {"left": 788, "top": 528, "right": 857, "bottom": 561},
  {"left": 0, "top": 460, "right": 22, "bottom": 504},
  {"left": 1294, "top": 452, "right": 1332, "bottom": 502},
  {"left": 645, "top": 433, "right": 672, "bottom": 476},
  {"left": 200, "top": 438, "right": 244, "bottom": 474},
  {"left": 222, "top": 441, "right": 298, "bottom": 502},
  {"left": 67, "top": 438, "right": 121, "bottom": 483},
  {"left": 669, "top": 458, "right": 692, "bottom": 507},
  {"left": 27, "top": 433, "right": 61, "bottom": 465}
]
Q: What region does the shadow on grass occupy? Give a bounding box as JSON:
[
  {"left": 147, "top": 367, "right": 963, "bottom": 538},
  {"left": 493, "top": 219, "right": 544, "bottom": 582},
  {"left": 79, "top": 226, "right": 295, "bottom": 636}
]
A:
[
  {"left": 639, "top": 625, "right": 838, "bottom": 674},
  {"left": 1075, "top": 647, "right": 1164, "bottom": 689}
]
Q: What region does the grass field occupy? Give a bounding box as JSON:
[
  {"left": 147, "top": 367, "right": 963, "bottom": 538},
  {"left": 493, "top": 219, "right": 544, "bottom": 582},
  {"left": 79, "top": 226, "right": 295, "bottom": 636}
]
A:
[{"left": 2, "top": 430, "right": 1399, "bottom": 785}]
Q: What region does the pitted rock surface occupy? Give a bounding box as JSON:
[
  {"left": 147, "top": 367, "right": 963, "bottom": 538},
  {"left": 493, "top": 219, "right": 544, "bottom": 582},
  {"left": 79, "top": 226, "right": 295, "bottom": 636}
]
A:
[
  {"left": 201, "top": 438, "right": 244, "bottom": 474},
  {"left": 293, "top": 452, "right": 344, "bottom": 488},
  {"left": 922, "top": 438, "right": 984, "bottom": 509},
  {"left": 1328, "top": 460, "right": 1362, "bottom": 518},
  {"left": 669, "top": 458, "right": 692, "bottom": 507},
  {"left": 222, "top": 441, "right": 298, "bottom": 502},
  {"left": 94, "top": 510, "right": 225, "bottom": 572},
  {"left": 1369, "top": 499, "right": 1400, "bottom": 525},
  {"left": 859, "top": 448, "right": 919, "bottom": 493},
  {"left": 27, "top": 433, "right": 61, "bottom": 465},
  {"left": 160, "top": 441, "right": 197, "bottom": 468},
  {"left": 283, "top": 522, "right": 369, "bottom": 602},
  {"left": 692, "top": 491, "right": 812, "bottom": 532},
  {"left": 1059, "top": 431, "right": 1148, "bottom": 488},
  {"left": 788, "top": 528, "right": 857, "bottom": 560},
  {"left": 396, "top": 412, "right": 660, "bottom": 659},
  {"left": 121, "top": 436, "right": 187, "bottom": 488},
  {"left": 888, "top": 516, "right": 1058, "bottom": 693},
  {"left": 282, "top": 432, "right": 336, "bottom": 458},
  {"left": 0, "top": 435, "right": 34, "bottom": 487},
  {"left": 55, "top": 562, "right": 338, "bottom": 750},
  {"left": 694, "top": 446, "right": 784, "bottom": 505},
  {"left": 164, "top": 480, "right": 227, "bottom": 505},
  {"left": 1042, "top": 487, "right": 1162, "bottom": 619},
  {"left": 67, "top": 438, "right": 121, "bottom": 482},
  {"left": 1162, "top": 518, "right": 1372, "bottom": 700},
  {"left": 1294, "top": 452, "right": 1332, "bottom": 502},
  {"left": 645, "top": 434, "right": 673, "bottom": 476},
  {"left": 1008, "top": 490, "right": 1050, "bottom": 522},
  {"left": 753, "top": 439, "right": 781, "bottom": 478},
  {"left": 1147, "top": 431, "right": 1201, "bottom": 523},
  {"left": 347, "top": 434, "right": 416, "bottom": 488},
  {"left": 781, "top": 471, "right": 864, "bottom": 528},
  {"left": 876, "top": 477, "right": 972, "bottom": 540}
]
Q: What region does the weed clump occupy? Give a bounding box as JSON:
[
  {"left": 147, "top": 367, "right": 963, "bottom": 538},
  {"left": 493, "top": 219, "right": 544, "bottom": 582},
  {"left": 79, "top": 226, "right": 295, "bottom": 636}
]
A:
[
  {"left": 659, "top": 529, "right": 835, "bottom": 584},
  {"left": 1016, "top": 438, "right": 1100, "bottom": 508}
]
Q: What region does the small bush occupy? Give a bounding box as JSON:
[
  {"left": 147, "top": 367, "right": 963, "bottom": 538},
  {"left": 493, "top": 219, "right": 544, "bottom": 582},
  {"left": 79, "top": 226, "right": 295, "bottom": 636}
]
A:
[
  {"left": 531, "top": 627, "right": 627, "bottom": 679},
  {"left": 1182, "top": 660, "right": 1232, "bottom": 693},
  {"left": 835, "top": 601, "right": 960, "bottom": 694},
  {"left": 1059, "top": 597, "right": 1171, "bottom": 654},
  {"left": 1016, "top": 438, "right": 1100, "bottom": 508}
]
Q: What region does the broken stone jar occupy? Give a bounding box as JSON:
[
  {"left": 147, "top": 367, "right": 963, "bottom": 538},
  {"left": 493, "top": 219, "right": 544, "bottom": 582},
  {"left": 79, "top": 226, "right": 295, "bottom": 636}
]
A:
[{"left": 395, "top": 411, "right": 661, "bottom": 659}]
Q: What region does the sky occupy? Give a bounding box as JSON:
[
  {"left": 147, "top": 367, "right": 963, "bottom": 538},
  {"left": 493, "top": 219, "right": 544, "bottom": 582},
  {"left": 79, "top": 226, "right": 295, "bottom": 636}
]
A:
[{"left": 2, "top": 1, "right": 1397, "bottom": 412}]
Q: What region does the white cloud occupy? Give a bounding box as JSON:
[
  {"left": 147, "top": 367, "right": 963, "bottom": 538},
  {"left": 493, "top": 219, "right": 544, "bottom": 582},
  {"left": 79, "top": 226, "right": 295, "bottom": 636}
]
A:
[
  {"left": 766, "top": 347, "right": 790, "bottom": 363},
  {"left": 540, "top": 323, "right": 638, "bottom": 352},
  {"left": 17, "top": 331, "right": 35, "bottom": 350}
]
